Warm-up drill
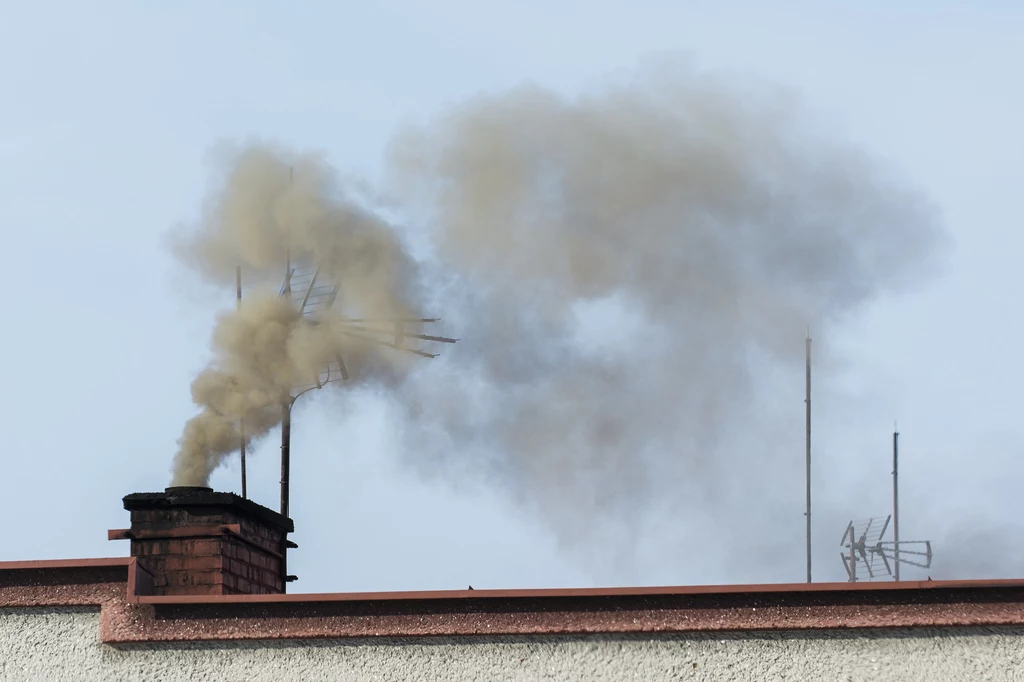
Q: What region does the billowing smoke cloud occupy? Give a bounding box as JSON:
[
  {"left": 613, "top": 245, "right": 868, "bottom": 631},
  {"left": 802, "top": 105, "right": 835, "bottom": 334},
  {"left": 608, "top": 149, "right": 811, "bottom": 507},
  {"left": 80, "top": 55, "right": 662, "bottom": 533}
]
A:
[
  {"left": 170, "top": 146, "right": 420, "bottom": 486},
  {"left": 170, "top": 65, "right": 943, "bottom": 575},
  {"left": 383, "top": 72, "right": 941, "bottom": 563}
]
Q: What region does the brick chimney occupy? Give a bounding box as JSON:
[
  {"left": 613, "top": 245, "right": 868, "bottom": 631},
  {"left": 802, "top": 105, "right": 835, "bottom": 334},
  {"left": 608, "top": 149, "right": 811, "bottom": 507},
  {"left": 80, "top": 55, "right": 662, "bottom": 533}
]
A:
[{"left": 109, "top": 487, "right": 296, "bottom": 596}]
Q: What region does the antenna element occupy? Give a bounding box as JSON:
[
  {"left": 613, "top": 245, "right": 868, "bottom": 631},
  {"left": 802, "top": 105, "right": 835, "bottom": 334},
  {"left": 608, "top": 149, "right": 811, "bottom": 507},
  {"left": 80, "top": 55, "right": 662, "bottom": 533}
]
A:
[
  {"left": 893, "top": 422, "right": 900, "bottom": 581},
  {"left": 237, "top": 266, "right": 246, "bottom": 499},
  {"left": 805, "top": 328, "right": 812, "bottom": 583},
  {"left": 840, "top": 514, "right": 932, "bottom": 582}
]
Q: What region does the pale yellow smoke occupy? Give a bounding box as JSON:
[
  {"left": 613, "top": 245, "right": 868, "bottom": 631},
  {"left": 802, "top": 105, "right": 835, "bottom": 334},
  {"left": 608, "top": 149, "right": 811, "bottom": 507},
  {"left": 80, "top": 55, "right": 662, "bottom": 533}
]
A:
[{"left": 170, "top": 144, "right": 418, "bottom": 486}]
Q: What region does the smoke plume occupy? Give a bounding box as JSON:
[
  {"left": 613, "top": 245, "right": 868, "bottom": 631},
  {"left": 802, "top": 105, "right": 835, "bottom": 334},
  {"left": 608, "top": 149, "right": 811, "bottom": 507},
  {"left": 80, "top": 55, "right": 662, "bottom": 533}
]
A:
[
  {"left": 382, "top": 72, "right": 940, "bottom": 561},
  {"left": 170, "top": 65, "right": 942, "bottom": 573},
  {"left": 170, "top": 146, "right": 420, "bottom": 486}
]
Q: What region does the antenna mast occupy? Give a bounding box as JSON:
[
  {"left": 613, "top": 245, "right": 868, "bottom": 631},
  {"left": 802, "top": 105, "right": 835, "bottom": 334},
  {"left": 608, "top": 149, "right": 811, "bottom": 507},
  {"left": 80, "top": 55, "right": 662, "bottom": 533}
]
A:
[
  {"left": 805, "top": 328, "right": 812, "bottom": 583},
  {"left": 237, "top": 266, "right": 246, "bottom": 499},
  {"left": 269, "top": 166, "right": 457, "bottom": 590},
  {"left": 841, "top": 427, "right": 932, "bottom": 584},
  {"left": 893, "top": 422, "right": 900, "bottom": 581},
  {"left": 281, "top": 166, "right": 294, "bottom": 520}
]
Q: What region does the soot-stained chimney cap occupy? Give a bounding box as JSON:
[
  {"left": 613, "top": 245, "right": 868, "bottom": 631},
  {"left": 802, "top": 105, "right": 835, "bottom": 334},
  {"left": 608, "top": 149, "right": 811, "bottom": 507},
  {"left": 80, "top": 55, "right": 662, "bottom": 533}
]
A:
[
  {"left": 123, "top": 487, "right": 294, "bottom": 533},
  {"left": 115, "top": 486, "right": 295, "bottom": 596}
]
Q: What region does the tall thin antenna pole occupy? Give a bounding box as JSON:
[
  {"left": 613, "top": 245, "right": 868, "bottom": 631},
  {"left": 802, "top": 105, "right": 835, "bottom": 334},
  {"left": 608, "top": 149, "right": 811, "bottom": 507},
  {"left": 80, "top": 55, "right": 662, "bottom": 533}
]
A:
[
  {"left": 281, "top": 401, "right": 291, "bottom": 517},
  {"left": 805, "top": 328, "right": 812, "bottom": 583},
  {"left": 237, "top": 266, "right": 246, "bottom": 499},
  {"left": 279, "top": 166, "right": 295, "bottom": 594},
  {"left": 893, "top": 422, "right": 900, "bottom": 581},
  {"left": 281, "top": 166, "right": 294, "bottom": 519}
]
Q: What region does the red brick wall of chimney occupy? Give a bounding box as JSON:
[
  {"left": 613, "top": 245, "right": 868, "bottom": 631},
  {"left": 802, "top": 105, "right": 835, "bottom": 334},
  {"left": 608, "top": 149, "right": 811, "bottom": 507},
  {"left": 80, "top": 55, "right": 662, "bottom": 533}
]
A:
[{"left": 114, "top": 489, "right": 294, "bottom": 596}]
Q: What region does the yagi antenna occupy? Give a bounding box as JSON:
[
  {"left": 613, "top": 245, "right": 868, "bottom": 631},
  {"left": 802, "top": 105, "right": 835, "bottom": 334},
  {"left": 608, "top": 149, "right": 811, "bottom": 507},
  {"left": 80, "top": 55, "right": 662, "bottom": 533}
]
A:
[
  {"left": 232, "top": 168, "right": 458, "bottom": 590},
  {"left": 232, "top": 259, "right": 457, "bottom": 589},
  {"left": 274, "top": 261, "right": 458, "bottom": 520},
  {"left": 840, "top": 515, "right": 933, "bottom": 582}
]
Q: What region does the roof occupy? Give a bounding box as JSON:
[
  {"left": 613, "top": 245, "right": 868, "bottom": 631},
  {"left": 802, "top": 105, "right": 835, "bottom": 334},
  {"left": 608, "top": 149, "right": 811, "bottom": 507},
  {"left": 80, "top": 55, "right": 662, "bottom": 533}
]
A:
[{"left": 3, "top": 557, "right": 1024, "bottom": 643}]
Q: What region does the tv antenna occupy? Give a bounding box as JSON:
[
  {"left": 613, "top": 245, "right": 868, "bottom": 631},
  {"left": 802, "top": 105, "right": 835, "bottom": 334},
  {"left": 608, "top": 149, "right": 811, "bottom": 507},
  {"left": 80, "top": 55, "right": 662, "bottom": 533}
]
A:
[
  {"left": 232, "top": 168, "right": 458, "bottom": 589},
  {"left": 234, "top": 169, "right": 457, "bottom": 512},
  {"left": 840, "top": 515, "right": 933, "bottom": 582},
  {"left": 232, "top": 256, "right": 456, "bottom": 590},
  {"left": 274, "top": 256, "right": 457, "bottom": 523},
  {"left": 804, "top": 328, "right": 812, "bottom": 583}
]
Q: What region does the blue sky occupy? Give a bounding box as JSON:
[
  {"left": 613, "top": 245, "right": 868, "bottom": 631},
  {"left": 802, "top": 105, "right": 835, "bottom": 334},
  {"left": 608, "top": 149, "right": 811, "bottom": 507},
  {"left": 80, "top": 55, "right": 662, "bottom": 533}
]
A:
[{"left": 2, "top": 2, "right": 1022, "bottom": 591}]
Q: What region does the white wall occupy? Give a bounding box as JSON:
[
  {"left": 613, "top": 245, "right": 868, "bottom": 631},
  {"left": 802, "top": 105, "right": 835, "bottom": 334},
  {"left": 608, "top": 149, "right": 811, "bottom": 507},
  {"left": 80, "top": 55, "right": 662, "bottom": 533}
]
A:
[{"left": 1, "top": 607, "right": 1021, "bottom": 681}]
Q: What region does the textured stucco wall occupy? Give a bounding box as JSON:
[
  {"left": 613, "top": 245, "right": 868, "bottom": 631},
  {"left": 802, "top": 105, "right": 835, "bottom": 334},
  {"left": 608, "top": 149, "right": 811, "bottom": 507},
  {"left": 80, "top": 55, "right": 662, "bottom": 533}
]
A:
[{"left": 2, "top": 607, "right": 1021, "bottom": 681}]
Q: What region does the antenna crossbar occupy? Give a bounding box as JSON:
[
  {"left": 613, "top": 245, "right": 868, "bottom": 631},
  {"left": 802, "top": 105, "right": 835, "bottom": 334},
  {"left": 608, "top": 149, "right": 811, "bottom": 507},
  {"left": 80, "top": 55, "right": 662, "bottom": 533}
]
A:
[{"left": 265, "top": 261, "right": 456, "bottom": 524}]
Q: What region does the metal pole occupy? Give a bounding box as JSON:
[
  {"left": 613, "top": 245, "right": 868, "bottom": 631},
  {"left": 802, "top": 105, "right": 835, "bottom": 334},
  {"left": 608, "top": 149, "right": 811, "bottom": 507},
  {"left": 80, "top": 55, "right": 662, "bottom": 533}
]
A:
[
  {"left": 237, "top": 266, "right": 247, "bottom": 499},
  {"left": 279, "top": 399, "right": 292, "bottom": 594},
  {"left": 280, "top": 165, "right": 294, "bottom": 519},
  {"left": 277, "top": 167, "right": 295, "bottom": 594},
  {"left": 805, "top": 330, "right": 812, "bottom": 583},
  {"left": 280, "top": 401, "right": 291, "bottom": 518},
  {"left": 893, "top": 423, "right": 900, "bottom": 582}
]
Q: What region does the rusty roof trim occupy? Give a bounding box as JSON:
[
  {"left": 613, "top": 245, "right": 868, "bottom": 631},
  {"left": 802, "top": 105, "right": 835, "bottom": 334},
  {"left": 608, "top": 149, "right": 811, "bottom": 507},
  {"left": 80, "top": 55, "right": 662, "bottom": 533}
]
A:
[
  {"left": 130, "top": 578, "right": 1024, "bottom": 605},
  {"left": 2, "top": 557, "right": 1024, "bottom": 604},
  {"left": 3, "top": 557, "right": 1024, "bottom": 643},
  {"left": 0, "top": 558, "right": 132, "bottom": 571}
]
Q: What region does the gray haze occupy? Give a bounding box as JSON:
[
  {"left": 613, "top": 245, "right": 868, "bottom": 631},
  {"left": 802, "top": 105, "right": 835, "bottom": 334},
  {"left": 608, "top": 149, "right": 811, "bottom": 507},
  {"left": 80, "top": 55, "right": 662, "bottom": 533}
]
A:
[{"left": 385, "top": 68, "right": 945, "bottom": 568}]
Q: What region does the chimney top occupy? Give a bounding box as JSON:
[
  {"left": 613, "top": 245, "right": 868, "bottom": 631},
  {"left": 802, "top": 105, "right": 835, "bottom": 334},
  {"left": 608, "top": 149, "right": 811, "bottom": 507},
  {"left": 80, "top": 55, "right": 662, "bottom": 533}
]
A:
[
  {"left": 115, "top": 487, "right": 295, "bottom": 595},
  {"left": 123, "top": 488, "right": 293, "bottom": 534}
]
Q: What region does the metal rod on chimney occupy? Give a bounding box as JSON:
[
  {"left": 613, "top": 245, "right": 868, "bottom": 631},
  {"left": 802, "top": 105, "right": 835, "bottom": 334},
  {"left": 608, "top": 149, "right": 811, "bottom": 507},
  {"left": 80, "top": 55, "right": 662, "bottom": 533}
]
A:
[
  {"left": 280, "top": 166, "right": 294, "bottom": 521},
  {"left": 279, "top": 400, "right": 292, "bottom": 595},
  {"left": 237, "top": 266, "right": 247, "bottom": 499},
  {"left": 805, "top": 328, "right": 812, "bottom": 583},
  {"left": 893, "top": 422, "right": 900, "bottom": 582},
  {"left": 281, "top": 400, "right": 291, "bottom": 518},
  {"left": 279, "top": 168, "right": 293, "bottom": 592}
]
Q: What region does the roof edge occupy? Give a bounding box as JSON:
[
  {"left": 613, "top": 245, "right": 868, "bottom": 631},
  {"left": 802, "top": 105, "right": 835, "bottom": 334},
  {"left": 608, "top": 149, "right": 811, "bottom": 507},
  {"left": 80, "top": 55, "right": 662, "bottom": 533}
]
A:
[
  {"left": 2, "top": 558, "right": 1024, "bottom": 602},
  {"left": 0, "top": 557, "right": 133, "bottom": 571},
  {"left": 134, "top": 577, "right": 1024, "bottom": 605},
  {"left": 4, "top": 558, "right": 1024, "bottom": 643}
]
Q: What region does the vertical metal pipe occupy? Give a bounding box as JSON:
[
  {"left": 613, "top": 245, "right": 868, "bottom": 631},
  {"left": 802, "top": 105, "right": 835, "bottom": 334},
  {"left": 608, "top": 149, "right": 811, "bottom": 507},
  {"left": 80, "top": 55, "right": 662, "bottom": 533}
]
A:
[
  {"left": 279, "top": 168, "right": 294, "bottom": 594},
  {"left": 280, "top": 165, "right": 294, "bottom": 521},
  {"left": 280, "top": 400, "right": 291, "bottom": 594},
  {"left": 805, "top": 330, "right": 812, "bottom": 583},
  {"left": 237, "top": 266, "right": 247, "bottom": 499},
  {"left": 893, "top": 424, "right": 900, "bottom": 582},
  {"left": 280, "top": 401, "right": 291, "bottom": 519}
]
